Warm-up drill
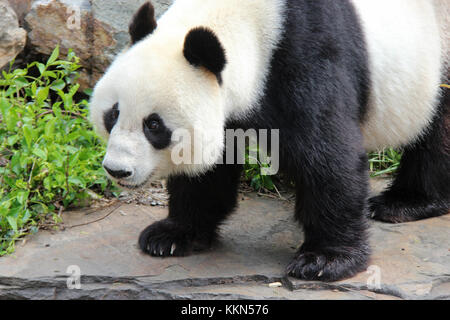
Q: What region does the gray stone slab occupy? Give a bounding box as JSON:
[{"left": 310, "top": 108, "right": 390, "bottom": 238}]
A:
[{"left": 0, "top": 194, "right": 448, "bottom": 300}]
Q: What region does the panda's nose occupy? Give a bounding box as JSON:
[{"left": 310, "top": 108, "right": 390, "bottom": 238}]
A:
[{"left": 103, "top": 165, "right": 133, "bottom": 179}]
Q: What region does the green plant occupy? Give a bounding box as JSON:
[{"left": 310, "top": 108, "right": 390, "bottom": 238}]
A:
[
  {"left": 243, "top": 145, "right": 403, "bottom": 192},
  {"left": 368, "top": 148, "right": 402, "bottom": 177},
  {"left": 0, "top": 47, "right": 115, "bottom": 256},
  {"left": 243, "top": 145, "right": 275, "bottom": 191}
]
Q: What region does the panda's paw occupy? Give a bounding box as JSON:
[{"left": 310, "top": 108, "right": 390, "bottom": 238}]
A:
[
  {"left": 369, "top": 194, "right": 410, "bottom": 223},
  {"left": 138, "top": 219, "right": 211, "bottom": 257},
  {"left": 369, "top": 194, "right": 449, "bottom": 223},
  {"left": 286, "top": 247, "right": 369, "bottom": 282}
]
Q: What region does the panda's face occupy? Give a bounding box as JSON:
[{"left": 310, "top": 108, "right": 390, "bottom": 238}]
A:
[
  {"left": 90, "top": 2, "right": 228, "bottom": 188},
  {"left": 90, "top": 27, "right": 227, "bottom": 188}
]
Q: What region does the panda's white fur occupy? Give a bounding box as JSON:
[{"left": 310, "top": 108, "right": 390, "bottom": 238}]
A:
[
  {"left": 352, "top": 0, "right": 447, "bottom": 150},
  {"left": 434, "top": 0, "right": 450, "bottom": 73},
  {"left": 90, "top": 0, "right": 448, "bottom": 187}
]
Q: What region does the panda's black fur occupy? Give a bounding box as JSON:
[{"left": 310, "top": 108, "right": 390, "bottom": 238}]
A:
[
  {"left": 130, "top": 0, "right": 449, "bottom": 282},
  {"left": 183, "top": 27, "right": 227, "bottom": 84}
]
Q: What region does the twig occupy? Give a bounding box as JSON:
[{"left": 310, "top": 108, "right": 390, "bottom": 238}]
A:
[
  {"left": 63, "top": 153, "right": 70, "bottom": 199},
  {"left": 27, "top": 160, "right": 36, "bottom": 188},
  {"left": 58, "top": 205, "right": 64, "bottom": 217},
  {"left": 64, "top": 203, "right": 122, "bottom": 229},
  {"left": 272, "top": 183, "right": 287, "bottom": 201}
]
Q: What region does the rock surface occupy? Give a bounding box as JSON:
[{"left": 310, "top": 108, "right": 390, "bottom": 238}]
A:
[
  {"left": 0, "top": 193, "right": 448, "bottom": 300},
  {"left": 7, "top": 0, "right": 33, "bottom": 24},
  {"left": 0, "top": 0, "right": 27, "bottom": 69},
  {"left": 25, "top": 0, "right": 173, "bottom": 88}
]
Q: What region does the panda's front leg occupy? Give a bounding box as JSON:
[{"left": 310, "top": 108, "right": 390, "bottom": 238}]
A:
[
  {"left": 286, "top": 132, "right": 371, "bottom": 282},
  {"left": 139, "top": 164, "right": 243, "bottom": 257}
]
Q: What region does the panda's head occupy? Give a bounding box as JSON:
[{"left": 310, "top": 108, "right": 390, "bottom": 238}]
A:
[{"left": 90, "top": 2, "right": 227, "bottom": 188}]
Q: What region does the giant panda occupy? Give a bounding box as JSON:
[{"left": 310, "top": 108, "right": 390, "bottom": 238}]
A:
[{"left": 90, "top": 0, "right": 449, "bottom": 282}]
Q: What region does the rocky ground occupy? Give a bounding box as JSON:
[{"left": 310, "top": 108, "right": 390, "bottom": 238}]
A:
[{"left": 0, "top": 179, "right": 448, "bottom": 300}]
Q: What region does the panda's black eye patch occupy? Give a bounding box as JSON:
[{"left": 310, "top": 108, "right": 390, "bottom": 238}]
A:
[
  {"left": 143, "top": 113, "right": 172, "bottom": 150},
  {"left": 103, "top": 103, "right": 120, "bottom": 134}
]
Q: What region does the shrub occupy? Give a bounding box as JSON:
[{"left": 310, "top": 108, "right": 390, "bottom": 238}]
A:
[
  {"left": 243, "top": 145, "right": 275, "bottom": 192},
  {"left": 0, "top": 47, "right": 114, "bottom": 256}
]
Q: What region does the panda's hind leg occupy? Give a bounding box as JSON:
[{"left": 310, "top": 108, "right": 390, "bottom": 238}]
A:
[{"left": 370, "top": 89, "right": 450, "bottom": 223}]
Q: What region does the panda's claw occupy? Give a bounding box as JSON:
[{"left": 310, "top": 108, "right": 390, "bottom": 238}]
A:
[
  {"left": 139, "top": 218, "right": 212, "bottom": 258},
  {"left": 286, "top": 247, "right": 369, "bottom": 282}
]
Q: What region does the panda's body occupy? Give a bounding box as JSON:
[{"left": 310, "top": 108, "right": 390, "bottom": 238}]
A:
[{"left": 90, "top": 0, "right": 449, "bottom": 281}]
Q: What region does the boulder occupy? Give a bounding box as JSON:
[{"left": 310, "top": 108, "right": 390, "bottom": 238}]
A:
[
  {"left": 25, "top": 0, "right": 173, "bottom": 88},
  {"left": 0, "top": 0, "right": 27, "bottom": 69},
  {"left": 7, "top": 0, "right": 33, "bottom": 25}
]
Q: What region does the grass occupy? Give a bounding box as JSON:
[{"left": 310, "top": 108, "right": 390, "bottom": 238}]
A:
[{"left": 368, "top": 148, "right": 402, "bottom": 177}]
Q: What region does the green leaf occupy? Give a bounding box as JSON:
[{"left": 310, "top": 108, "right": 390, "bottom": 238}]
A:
[
  {"left": 68, "top": 176, "right": 86, "bottom": 188},
  {"left": 251, "top": 176, "right": 262, "bottom": 191},
  {"left": 0, "top": 96, "right": 10, "bottom": 117},
  {"left": 50, "top": 79, "right": 66, "bottom": 91},
  {"left": 36, "top": 86, "right": 49, "bottom": 104},
  {"left": 44, "top": 118, "right": 57, "bottom": 139},
  {"left": 43, "top": 71, "right": 58, "bottom": 79},
  {"left": 6, "top": 216, "right": 18, "bottom": 233},
  {"left": 36, "top": 63, "right": 46, "bottom": 75},
  {"left": 7, "top": 135, "right": 19, "bottom": 146},
  {"left": 16, "top": 191, "right": 30, "bottom": 206},
  {"left": 22, "top": 124, "right": 34, "bottom": 147},
  {"left": 262, "top": 175, "right": 274, "bottom": 190},
  {"left": 33, "top": 147, "right": 48, "bottom": 160},
  {"left": 31, "top": 81, "right": 37, "bottom": 96},
  {"left": 22, "top": 209, "right": 31, "bottom": 224},
  {"left": 14, "top": 77, "right": 29, "bottom": 89},
  {"left": 52, "top": 102, "right": 63, "bottom": 118},
  {"left": 47, "top": 45, "right": 60, "bottom": 66}
]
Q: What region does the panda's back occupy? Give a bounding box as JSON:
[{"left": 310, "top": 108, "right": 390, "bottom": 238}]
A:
[{"left": 352, "top": 0, "right": 446, "bottom": 150}]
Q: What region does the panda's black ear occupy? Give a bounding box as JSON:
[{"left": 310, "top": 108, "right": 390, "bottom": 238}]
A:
[
  {"left": 183, "top": 27, "right": 227, "bottom": 84},
  {"left": 129, "top": 2, "right": 157, "bottom": 45}
]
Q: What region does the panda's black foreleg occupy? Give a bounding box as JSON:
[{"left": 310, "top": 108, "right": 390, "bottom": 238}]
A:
[
  {"left": 139, "top": 163, "right": 243, "bottom": 257},
  {"left": 286, "top": 134, "right": 371, "bottom": 281},
  {"left": 370, "top": 89, "right": 450, "bottom": 223}
]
